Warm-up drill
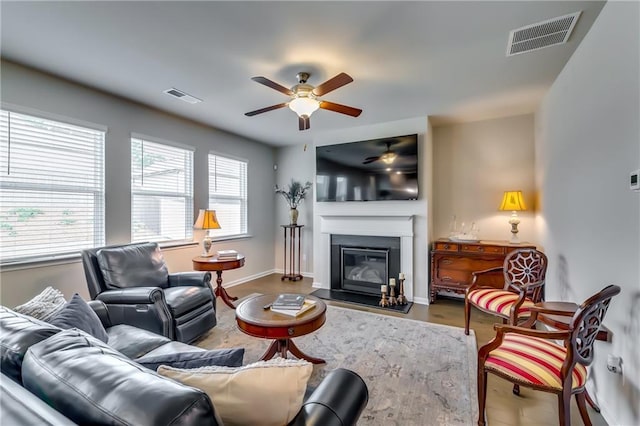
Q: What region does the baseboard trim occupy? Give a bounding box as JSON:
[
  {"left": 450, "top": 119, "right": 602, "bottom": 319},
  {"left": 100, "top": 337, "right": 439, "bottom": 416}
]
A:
[
  {"left": 224, "top": 269, "right": 314, "bottom": 288},
  {"left": 412, "top": 296, "right": 430, "bottom": 306},
  {"left": 586, "top": 383, "right": 615, "bottom": 426},
  {"left": 223, "top": 269, "right": 277, "bottom": 288},
  {"left": 273, "top": 268, "right": 314, "bottom": 278}
]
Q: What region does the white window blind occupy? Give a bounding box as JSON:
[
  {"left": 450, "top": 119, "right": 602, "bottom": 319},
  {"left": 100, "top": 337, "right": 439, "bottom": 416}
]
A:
[
  {"left": 0, "top": 110, "right": 105, "bottom": 263},
  {"left": 208, "top": 154, "right": 247, "bottom": 238},
  {"left": 131, "top": 137, "right": 193, "bottom": 243}
]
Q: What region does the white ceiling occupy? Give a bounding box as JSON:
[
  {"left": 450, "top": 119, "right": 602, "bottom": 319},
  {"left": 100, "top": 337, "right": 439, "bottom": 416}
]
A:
[{"left": 0, "top": 1, "right": 605, "bottom": 147}]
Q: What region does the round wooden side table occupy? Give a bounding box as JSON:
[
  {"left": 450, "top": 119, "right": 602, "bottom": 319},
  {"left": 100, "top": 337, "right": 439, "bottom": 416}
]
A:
[
  {"left": 193, "top": 254, "right": 245, "bottom": 309},
  {"left": 235, "top": 294, "right": 326, "bottom": 364}
]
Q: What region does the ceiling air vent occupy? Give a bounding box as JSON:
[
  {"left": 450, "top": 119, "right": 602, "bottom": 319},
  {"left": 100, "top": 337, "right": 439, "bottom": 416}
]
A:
[
  {"left": 506, "top": 11, "right": 582, "bottom": 56},
  {"left": 163, "top": 88, "right": 202, "bottom": 104}
]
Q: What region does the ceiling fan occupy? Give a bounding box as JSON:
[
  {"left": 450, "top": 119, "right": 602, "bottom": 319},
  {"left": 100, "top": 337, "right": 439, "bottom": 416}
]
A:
[
  {"left": 244, "top": 72, "right": 362, "bottom": 131},
  {"left": 363, "top": 141, "right": 397, "bottom": 165}
]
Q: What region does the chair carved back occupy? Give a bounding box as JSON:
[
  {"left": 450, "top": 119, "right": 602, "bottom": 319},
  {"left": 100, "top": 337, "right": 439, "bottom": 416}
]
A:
[
  {"left": 503, "top": 249, "right": 548, "bottom": 301},
  {"left": 570, "top": 285, "right": 621, "bottom": 366}
]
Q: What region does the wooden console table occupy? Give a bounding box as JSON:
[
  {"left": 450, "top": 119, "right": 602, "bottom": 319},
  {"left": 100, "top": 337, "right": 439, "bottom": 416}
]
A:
[
  {"left": 430, "top": 239, "right": 535, "bottom": 303},
  {"left": 281, "top": 225, "right": 303, "bottom": 281},
  {"left": 193, "top": 254, "right": 245, "bottom": 309}
]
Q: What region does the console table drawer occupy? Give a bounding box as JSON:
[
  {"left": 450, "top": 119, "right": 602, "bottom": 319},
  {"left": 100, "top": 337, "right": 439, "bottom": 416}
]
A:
[
  {"left": 460, "top": 244, "right": 505, "bottom": 254},
  {"left": 434, "top": 242, "right": 459, "bottom": 252},
  {"left": 435, "top": 268, "right": 470, "bottom": 284},
  {"left": 436, "top": 256, "right": 503, "bottom": 272}
]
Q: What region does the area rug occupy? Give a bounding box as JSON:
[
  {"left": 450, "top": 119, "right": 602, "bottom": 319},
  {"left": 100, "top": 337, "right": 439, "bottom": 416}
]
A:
[{"left": 196, "top": 303, "right": 479, "bottom": 425}]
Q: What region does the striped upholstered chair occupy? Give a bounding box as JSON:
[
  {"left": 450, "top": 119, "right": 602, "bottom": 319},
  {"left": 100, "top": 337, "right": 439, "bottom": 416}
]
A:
[
  {"left": 464, "top": 248, "right": 548, "bottom": 336},
  {"left": 476, "top": 284, "right": 621, "bottom": 426}
]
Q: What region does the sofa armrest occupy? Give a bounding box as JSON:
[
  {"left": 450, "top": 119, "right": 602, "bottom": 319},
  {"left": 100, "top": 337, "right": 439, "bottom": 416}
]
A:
[
  {"left": 289, "top": 368, "right": 368, "bottom": 426},
  {"left": 168, "top": 272, "right": 212, "bottom": 288},
  {"left": 87, "top": 300, "right": 112, "bottom": 328},
  {"left": 1, "top": 373, "right": 76, "bottom": 425},
  {"left": 96, "top": 287, "right": 164, "bottom": 304}
]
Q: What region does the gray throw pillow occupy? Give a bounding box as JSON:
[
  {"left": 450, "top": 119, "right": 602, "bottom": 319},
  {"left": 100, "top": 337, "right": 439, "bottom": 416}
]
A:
[
  {"left": 13, "top": 286, "right": 66, "bottom": 321},
  {"left": 136, "top": 348, "right": 245, "bottom": 371},
  {"left": 50, "top": 294, "right": 109, "bottom": 343}
]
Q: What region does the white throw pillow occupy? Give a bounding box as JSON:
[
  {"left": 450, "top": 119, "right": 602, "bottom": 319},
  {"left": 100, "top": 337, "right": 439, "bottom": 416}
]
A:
[
  {"left": 13, "top": 286, "right": 66, "bottom": 321},
  {"left": 158, "top": 358, "right": 313, "bottom": 426}
]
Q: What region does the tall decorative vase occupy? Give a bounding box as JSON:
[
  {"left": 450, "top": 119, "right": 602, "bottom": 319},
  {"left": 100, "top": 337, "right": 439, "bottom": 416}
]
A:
[{"left": 289, "top": 208, "right": 299, "bottom": 225}]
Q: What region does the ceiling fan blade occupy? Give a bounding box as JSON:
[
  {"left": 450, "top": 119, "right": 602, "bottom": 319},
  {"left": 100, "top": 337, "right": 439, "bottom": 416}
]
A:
[
  {"left": 251, "top": 76, "right": 294, "bottom": 96},
  {"left": 312, "top": 72, "right": 353, "bottom": 96},
  {"left": 298, "top": 116, "right": 310, "bottom": 131},
  {"left": 319, "top": 101, "right": 362, "bottom": 117},
  {"left": 244, "top": 103, "right": 288, "bottom": 117},
  {"left": 362, "top": 156, "right": 380, "bottom": 165}
]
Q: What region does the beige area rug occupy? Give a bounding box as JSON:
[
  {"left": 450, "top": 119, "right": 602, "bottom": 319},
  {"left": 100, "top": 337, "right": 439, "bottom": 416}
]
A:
[{"left": 196, "top": 300, "right": 479, "bottom": 425}]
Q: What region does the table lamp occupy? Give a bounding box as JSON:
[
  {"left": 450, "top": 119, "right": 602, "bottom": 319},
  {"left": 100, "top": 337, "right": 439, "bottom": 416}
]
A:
[
  {"left": 193, "top": 209, "right": 221, "bottom": 257},
  {"left": 499, "top": 190, "right": 526, "bottom": 243}
]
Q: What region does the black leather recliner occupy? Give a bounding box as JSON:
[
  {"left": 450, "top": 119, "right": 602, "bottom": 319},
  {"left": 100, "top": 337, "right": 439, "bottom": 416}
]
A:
[{"left": 82, "top": 242, "right": 216, "bottom": 343}]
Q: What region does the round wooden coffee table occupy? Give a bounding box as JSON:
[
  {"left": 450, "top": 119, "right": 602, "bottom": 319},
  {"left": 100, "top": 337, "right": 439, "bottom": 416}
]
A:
[{"left": 235, "top": 294, "right": 326, "bottom": 364}]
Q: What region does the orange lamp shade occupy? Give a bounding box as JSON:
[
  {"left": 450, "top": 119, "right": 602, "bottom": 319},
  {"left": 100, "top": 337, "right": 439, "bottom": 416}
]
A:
[
  {"left": 499, "top": 191, "right": 526, "bottom": 211},
  {"left": 193, "top": 209, "right": 221, "bottom": 230}
]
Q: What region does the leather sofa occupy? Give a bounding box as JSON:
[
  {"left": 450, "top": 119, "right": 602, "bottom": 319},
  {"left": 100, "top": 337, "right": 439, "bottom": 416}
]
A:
[
  {"left": 82, "top": 242, "right": 217, "bottom": 343},
  {"left": 0, "top": 302, "right": 369, "bottom": 426}
]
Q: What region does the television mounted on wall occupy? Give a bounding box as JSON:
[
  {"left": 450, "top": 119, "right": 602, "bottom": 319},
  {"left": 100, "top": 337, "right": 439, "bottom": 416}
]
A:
[{"left": 315, "top": 134, "right": 419, "bottom": 202}]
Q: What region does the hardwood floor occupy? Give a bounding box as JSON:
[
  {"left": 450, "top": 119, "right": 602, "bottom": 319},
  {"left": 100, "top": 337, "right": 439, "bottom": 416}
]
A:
[{"left": 226, "top": 274, "right": 607, "bottom": 426}]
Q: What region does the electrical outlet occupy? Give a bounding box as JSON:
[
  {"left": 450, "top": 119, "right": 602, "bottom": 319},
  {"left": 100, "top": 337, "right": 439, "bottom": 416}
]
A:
[{"left": 607, "top": 354, "right": 623, "bottom": 374}]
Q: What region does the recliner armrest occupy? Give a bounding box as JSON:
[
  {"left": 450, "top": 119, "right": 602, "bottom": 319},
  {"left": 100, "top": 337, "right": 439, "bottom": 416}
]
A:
[
  {"left": 96, "top": 287, "right": 164, "bottom": 304},
  {"left": 289, "top": 368, "right": 368, "bottom": 426},
  {"left": 87, "top": 300, "right": 112, "bottom": 328},
  {"left": 168, "top": 272, "right": 211, "bottom": 288}
]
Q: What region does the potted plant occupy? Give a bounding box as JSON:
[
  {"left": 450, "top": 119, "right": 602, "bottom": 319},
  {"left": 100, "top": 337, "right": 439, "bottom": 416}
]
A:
[{"left": 275, "top": 179, "right": 312, "bottom": 225}]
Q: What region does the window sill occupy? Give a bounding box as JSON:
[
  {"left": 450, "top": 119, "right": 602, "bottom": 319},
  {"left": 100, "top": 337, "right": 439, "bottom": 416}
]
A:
[
  {"left": 212, "top": 234, "right": 253, "bottom": 242},
  {"left": 1, "top": 254, "right": 82, "bottom": 272},
  {"left": 0, "top": 238, "right": 251, "bottom": 271}
]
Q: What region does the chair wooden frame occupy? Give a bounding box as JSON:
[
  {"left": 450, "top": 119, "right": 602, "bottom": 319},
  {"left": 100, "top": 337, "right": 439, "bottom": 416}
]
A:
[
  {"left": 464, "top": 248, "right": 548, "bottom": 335},
  {"left": 477, "top": 284, "right": 621, "bottom": 426}
]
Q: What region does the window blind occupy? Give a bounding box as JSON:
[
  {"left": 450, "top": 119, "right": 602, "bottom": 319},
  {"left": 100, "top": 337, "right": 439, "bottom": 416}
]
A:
[
  {"left": 0, "top": 110, "right": 105, "bottom": 263},
  {"left": 131, "top": 137, "right": 193, "bottom": 243},
  {"left": 208, "top": 154, "right": 247, "bottom": 238}
]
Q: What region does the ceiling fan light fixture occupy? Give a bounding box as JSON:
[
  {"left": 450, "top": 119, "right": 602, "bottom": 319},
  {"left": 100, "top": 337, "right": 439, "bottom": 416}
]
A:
[
  {"left": 288, "top": 96, "right": 320, "bottom": 118},
  {"left": 381, "top": 152, "right": 397, "bottom": 164}
]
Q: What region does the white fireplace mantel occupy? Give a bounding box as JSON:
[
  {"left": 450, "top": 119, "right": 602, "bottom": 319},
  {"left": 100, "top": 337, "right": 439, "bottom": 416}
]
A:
[{"left": 315, "top": 214, "right": 414, "bottom": 300}]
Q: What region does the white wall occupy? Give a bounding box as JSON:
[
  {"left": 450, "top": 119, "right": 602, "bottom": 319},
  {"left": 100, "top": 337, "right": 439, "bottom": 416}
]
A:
[
  {"left": 432, "top": 114, "right": 537, "bottom": 245},
  {"left": 0, "top": 61, "right": 277, "bottom": 307},
  {"left": 535, "top": 2, "right": 640, "bottom": 424},
  {"left": 312, "top": 117, "right": 431, "bottom": 302},
  {"left": 274, "top": 145, "right": 315, "bottom": 275}
]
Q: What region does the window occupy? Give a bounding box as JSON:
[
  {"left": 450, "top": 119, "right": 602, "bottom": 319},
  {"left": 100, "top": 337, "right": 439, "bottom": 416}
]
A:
[
  {"left": 0, "top": 109, "right": 105, "bottom": 263},
  {"left": 131, "top": 136, "right": 193, "bottom": 243},
  {"left": 208, "top": 154, "right": 247, "bottom": 238}
]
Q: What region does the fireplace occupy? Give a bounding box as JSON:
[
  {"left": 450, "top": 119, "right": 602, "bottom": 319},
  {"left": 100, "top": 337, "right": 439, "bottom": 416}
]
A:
[{"left": 331, "top": 234, "right": 401, "bottom": 296}]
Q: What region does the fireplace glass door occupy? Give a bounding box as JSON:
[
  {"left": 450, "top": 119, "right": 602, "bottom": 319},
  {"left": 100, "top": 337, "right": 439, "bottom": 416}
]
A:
[{"left": 341, "top": 247, "right": 389, "bottom": 295}]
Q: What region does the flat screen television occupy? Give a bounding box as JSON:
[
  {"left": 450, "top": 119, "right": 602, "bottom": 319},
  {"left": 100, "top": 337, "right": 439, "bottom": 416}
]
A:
[{"left": 316, "top": 134, "right": 418, "bottom": 202}]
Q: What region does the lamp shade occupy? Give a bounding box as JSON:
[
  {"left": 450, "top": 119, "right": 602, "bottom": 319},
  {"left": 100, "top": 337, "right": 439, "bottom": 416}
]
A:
[
  {"left": 499, "top": 191, "right": 527, "bottom": 211},
  {"left": 193, "top": 209, "right": 221, "bottom": 230}
]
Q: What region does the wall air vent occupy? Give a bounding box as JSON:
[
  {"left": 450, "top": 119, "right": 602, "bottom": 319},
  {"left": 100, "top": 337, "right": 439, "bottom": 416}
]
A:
[
  {"left": 163, "top": 88, "right": 202, "bottom": 104},
  {"left": 506, "top": 11, "right": 582, "bottom": 56}
]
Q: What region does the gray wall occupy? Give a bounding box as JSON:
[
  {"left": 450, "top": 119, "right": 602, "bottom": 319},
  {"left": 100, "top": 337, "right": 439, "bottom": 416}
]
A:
[
  {"left": 535, "top": 2, "right": 640, "bottom": 424},
  {"left": 0, "top": 61, "right": 277, "bottom": 307},
  {"left": 433, "top": 114, "right": 537, "bottom": 244}
]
